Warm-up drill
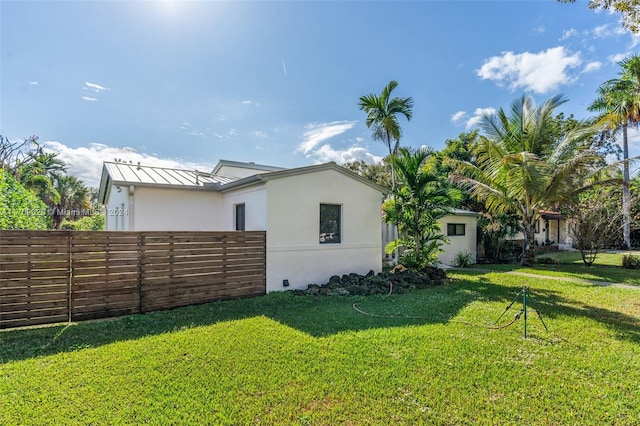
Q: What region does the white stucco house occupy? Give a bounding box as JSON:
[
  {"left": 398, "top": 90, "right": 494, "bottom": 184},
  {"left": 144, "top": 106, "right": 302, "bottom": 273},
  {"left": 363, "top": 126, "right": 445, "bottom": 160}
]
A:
[
  {"left": 98, "top": 160, "right": 386, "bottom": 292},
  {"left": 437, "top": 209, "right": 479, "bottom": 265},
  {"left": 98, "top": 159, "right": 480, "bottom": 290},
  {"left": 381, "top": 208, "right": 478, "bottom": 266},
  {"left": 508, "top": 210, "right": 575, "bottom": 250}
]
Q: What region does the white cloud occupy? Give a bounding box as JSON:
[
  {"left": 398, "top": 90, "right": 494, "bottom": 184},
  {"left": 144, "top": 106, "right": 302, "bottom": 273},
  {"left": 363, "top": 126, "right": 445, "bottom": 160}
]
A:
[
  {"left": 582, "top": 61, "right": 602, "bottom": 73},
  {"left": 28, "top": 81, "right": 39, "bottom": 85},
  {"left": 476, "top": 46, "right": 582, "bottom": 94},
  {"left": 241, "top": 100, "right": 260, "bottom": 107},
  {"left": 297, "top": 120, "right": 357, "bottom": 154},
  {"left": 450, "top": 111, "right": 467, "bottom": 123},
  {"left": 534, "top": 25, "right": 545, "bottom": 33},
  {"left": 466, "top": 107, "right": 496, "bottom": 130},
  {"left": 251, "top": 130, "right": 269, "bottom": 138},
  {"left": 81, "top": 96, "right": 97, "bottom": 101},
  {"left": 42, "top": 141, "right": 215, "bottom": 188},
  {"left": 608, "top": 53, "right": 628, "bottom": 63},
  {"left": 592, "top": 24, "right": 612, "bottom": 38},
  {"left": 560, "top": 28, "right": 578, "bottom": 40},
  {"left": 306, "top": 144, "right": 382, "bottom": 165},
  {"left": 84, "top": 81, "right": 110, "bottom": 92}
]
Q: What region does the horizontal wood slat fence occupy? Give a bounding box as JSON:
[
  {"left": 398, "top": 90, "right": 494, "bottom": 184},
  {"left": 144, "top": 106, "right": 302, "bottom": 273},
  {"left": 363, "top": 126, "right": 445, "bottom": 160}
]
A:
[{"left": 0, "top": 230, "right": 266, "bottom": 329}]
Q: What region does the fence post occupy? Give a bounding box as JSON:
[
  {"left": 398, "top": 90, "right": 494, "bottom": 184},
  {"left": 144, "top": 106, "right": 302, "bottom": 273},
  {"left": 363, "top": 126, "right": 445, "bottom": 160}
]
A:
[
  {"left": 67, "top": 230, "right": 73, "bottom": 324},
  {"left": 138, "top": 234, "right": 144, "bottom": 314}
]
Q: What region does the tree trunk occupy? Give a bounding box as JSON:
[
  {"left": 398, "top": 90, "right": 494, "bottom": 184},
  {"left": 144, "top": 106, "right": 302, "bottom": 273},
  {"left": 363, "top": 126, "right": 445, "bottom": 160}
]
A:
[
  {"left": 622, "top": 124, "right": 631, "bottom": 249},
  {"left": 521, "top": 219, "right": 536, "bottom": 266}
]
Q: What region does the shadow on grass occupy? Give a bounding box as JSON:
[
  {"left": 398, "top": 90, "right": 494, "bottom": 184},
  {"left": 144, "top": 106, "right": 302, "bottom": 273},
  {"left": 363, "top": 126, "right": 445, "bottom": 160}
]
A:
[
  {"left": 1, "top": 271, "right": 638, "bottom": 363},
  {"left": 453, "top": 270, "right": 640, "bottom": 344}
]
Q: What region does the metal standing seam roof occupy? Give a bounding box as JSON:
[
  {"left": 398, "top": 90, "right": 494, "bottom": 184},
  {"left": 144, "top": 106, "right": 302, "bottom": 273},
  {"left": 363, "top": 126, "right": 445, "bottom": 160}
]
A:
[{"left": 103, "top": 162, "right": 237, "bottom": 186}]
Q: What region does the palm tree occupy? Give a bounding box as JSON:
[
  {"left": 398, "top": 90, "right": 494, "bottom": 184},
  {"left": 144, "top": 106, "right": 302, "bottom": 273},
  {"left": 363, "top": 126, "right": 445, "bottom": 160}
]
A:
[
  {"left": 451, "top": 95, "right": 601, "bottom": 266},
  {"left": 383, "top": 147, "right": 460, "bottom": 269},
  {"left": 51, "top": 174, "right": 91, "bottom": 229},
  {"left": 358, "top": 81, "right": 413, "bottom": 188},
  {"left": 588, "top": 54, "right": 640, "bottom": 249}
]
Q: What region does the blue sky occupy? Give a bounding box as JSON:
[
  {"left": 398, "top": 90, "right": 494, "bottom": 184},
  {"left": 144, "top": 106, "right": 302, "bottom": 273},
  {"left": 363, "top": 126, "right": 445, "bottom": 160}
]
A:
[{"left": 2, "top": 1, "right": 639, "bottom": 187}]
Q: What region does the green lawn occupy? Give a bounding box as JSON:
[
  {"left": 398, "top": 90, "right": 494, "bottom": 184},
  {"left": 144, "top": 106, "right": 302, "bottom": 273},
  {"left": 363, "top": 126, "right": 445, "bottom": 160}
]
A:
[
  {"left": 475, "top": 251, "right": 640, "bottom": 285},
  {"left": 1, "top": 271, "right": 639, "bottom": 424}
]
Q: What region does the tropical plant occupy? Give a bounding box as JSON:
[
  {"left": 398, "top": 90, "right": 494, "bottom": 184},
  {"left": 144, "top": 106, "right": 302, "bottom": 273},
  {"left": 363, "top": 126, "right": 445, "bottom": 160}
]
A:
[
  {"left": 383, "top": 147, "right": 461, "bottom": 269},
  {"left": 450, "top": 94, "right": 602, "bottom": 266},
  {"left": 358, "top": 81, "right": 413, "bottom": 189},
  {"left": 451, "top": 250, "right": 474, "bottom": 268},
  {"left": 589, "top": 54, "right": 640, "bottom": 249},
  {"left": 51, "top": 174, "right": 92, "bottom": 229}
]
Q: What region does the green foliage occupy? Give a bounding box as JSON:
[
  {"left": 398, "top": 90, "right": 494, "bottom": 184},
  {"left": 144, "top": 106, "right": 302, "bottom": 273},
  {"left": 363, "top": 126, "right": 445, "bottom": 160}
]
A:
[
  {"left": 60, "top": 212, "right": 105, "bottom": 231},
  {"left": 621, "top": 253, "right": 640, "bottom": 269},
  {"left": 452, "top": 250, "right": 474, "bottom": 267},
  {"left": 0, "top": 169, "right": 51, "bottom": 229},
  {"left": 450, "top": 95, "right": 602, "bottom": 266},
  {"left": 342, "top": 158, "right": 393, "bottom": 189},
  {"left": 358, "top": 80, "right": 413, "bottom": 156},
  {"left": 383, "top": 147, "right": 460, "bottom": 269}
]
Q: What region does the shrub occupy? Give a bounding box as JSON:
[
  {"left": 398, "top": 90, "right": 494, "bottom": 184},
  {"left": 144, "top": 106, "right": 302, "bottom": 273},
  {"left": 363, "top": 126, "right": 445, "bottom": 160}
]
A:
[
  {"left": 451, "top": 250, "right": 474, "bottom": 267},
  {"left": 621, "top": 253, "right": 640, "bottom": 269},
  {"left": 535, "top": 257, "right": 558, "bottom": 265}
]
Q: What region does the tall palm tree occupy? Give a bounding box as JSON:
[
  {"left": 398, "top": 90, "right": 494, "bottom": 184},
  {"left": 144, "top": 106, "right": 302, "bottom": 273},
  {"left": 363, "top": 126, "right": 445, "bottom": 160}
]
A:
[
  {"left": 588, "top": 54, "right": 640, "bottom": 249},
  {"left": 358, "top": 81, "right": 413, "bottom": 188},
  {"left": 451, "top": 95, "right": 601, "bottom": 266}
]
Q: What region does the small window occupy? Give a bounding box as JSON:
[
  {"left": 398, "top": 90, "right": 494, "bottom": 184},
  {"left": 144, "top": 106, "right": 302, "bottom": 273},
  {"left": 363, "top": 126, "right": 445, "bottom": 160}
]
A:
[
  {"left": 234, "top": 203, "right": 245, "bottom": 231},
  {"left": 447, "top": 223, "right": 465, "bottom": 236},
  {"left": 319, "top": 204, "right": 341, "bottom": 244},
  {"left": 535, "top": 219, "right": 541, "bottom": 234}
]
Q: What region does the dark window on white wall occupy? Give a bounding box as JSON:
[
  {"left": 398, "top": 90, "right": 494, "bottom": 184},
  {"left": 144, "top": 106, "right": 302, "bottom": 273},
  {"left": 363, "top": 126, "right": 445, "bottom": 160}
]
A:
[
  {"left": 235, "top": 203, "right": 245, "bottom": 231},
  {"left": 447, "top": 223, "right": 465, "bottom": 236},
  {"left": 319, "top": 204, "right": 341, "bottom": 244}
]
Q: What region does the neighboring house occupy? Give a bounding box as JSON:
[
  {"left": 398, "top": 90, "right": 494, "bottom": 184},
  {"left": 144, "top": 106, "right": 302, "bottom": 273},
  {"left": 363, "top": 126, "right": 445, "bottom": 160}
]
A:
[
  {"left": 381, "top": 209, "right": 479, "bottom": 266},
  {"left": 508, "top": 210, "right": 575, "bottom": 250},
  {"left": 98, "top": 160, "right": 386, "bottom": 292},
  {"left": 438, "top": 209, "right": 479, "bottom": 265}
]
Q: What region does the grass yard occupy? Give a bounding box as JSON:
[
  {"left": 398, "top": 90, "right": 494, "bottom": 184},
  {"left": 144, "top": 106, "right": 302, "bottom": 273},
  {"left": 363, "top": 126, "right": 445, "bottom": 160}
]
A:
[
  {"left": 1, "top": 270, "right": 639, "bottom": 424},
  {"left": 475, "top": 251, "right": 640, "bottom": 286}
]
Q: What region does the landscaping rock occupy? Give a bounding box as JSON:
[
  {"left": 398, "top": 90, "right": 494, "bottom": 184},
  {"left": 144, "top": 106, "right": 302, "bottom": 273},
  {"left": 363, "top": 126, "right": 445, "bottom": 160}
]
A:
[{"left": 292, "top": 267, "right": 447, "bottom": 296}]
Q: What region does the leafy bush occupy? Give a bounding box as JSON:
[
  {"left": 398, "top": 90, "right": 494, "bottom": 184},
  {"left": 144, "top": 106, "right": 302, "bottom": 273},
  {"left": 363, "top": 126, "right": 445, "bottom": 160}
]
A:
[
  {"left": 452, "top": 250, "right": 474, "bottom": 267},
  {"left": 535, "top": 257, "right": 558, "bottom": 265},
  {"left": 621, "top": 253, "right": 640, "bottom": 269},
  {"left": 60, "top": 213, "right": 105, "bottom": 230},
  {"left": 0, "top": 169, "right": 51, "bottom": 229}
]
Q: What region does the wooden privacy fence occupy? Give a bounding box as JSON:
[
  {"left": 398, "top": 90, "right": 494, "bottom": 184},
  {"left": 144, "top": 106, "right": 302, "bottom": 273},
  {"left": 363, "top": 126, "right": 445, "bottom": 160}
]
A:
[{"left": 0, "top": 230, "right": 266, "bottom": 329}]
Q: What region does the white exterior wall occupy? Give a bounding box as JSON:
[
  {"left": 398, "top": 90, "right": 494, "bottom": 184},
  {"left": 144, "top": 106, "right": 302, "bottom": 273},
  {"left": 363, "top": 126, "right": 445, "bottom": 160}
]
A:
[
  {"left": 132, "top": 187, "right": 222, "bottom": 231},
  {"left": 264, "top": 170, "right": 383, "bottom": 292},
  {"left": 217, "top": 165, "right": 272, "bottom": 179},
  {"left": 510, "top": 218, "right": 575, "bottom": 249},
  {"left": 221, "top": 186, "right": 267, "bottom": 231},
  {"left": 104, "top": 186, "right": 131, "bottom": 231},
  {"left": 438, "top": 214, "right": 478, "bottom": 266}
]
